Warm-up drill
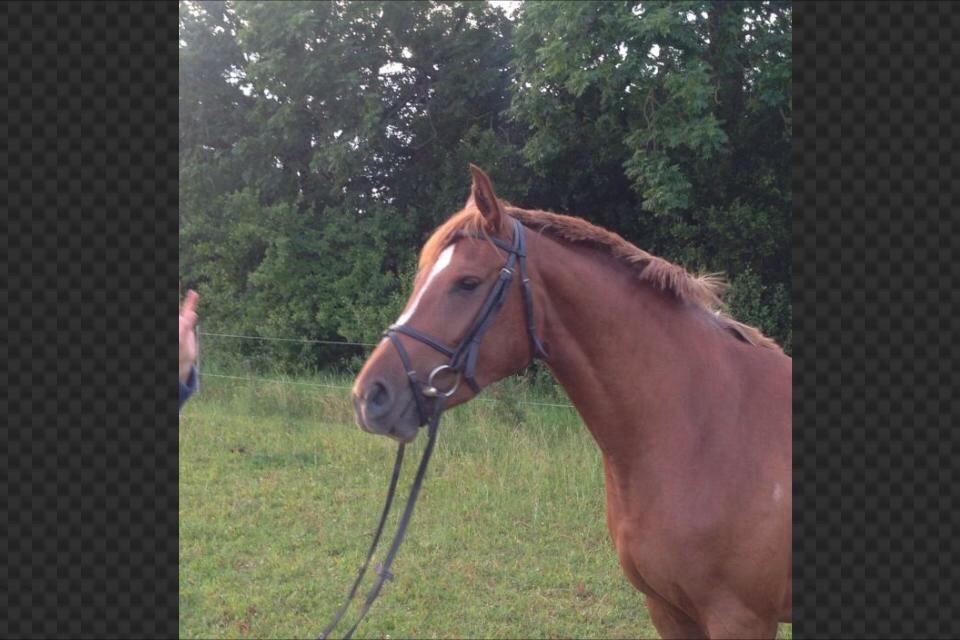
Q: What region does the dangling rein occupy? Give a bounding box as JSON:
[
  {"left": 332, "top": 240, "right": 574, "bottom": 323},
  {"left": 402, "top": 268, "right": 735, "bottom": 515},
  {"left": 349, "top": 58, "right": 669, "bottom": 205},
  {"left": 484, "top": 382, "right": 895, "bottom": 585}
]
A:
[
  {"left": 317, "top": 400, "right": 443, "bottom": 640},
  {"left": 317, "top": 218, "right": 546, "bottom": 639}
]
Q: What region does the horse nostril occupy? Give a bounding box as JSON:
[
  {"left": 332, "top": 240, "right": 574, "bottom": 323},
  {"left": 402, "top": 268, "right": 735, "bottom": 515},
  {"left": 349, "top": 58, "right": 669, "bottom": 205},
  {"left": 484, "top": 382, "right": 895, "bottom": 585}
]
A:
[
  {"left": 365, "top": 380, "right": 392, "bottom": 417},
  {"left": 370, "top": 382, "right": 387, "bottom": 406}
]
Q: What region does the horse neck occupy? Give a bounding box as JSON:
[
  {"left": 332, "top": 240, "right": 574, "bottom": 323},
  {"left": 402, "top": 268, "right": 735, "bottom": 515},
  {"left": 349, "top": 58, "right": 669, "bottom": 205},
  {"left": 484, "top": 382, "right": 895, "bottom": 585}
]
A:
[{"left": 528, "top": 231, "right": 724, "bottom": 464}]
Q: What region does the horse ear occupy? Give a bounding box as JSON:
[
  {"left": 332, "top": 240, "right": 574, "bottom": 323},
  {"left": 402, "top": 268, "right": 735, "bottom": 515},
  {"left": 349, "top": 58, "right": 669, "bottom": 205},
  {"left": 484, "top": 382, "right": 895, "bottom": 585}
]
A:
[{"left": 468, "top": 164, "right": 504, "bottom": 232}]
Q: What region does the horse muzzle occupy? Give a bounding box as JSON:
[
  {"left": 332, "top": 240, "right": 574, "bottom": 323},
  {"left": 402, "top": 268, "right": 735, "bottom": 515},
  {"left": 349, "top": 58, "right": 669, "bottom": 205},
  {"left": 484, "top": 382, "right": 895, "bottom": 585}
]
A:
[{"left": 353, "top": 378, "right": 421, "bottom": 441}]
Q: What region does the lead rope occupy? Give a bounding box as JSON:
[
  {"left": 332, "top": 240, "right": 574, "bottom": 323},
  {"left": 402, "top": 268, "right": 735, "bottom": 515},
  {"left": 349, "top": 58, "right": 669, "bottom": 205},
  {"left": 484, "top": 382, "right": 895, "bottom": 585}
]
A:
[
  {"left": 340, "top": 399, "right": 444, "bottom": 639},
  {"left": 319, "top": 217, "right": 545, "bottom": 638},
  {"left": 318, "top": 399, "right": 444, "bottom": 640},
  {"left": 316, "top": 444, "right": 405, "bottom": 639},
  {"left": 318, "top": 329, "right": 445, "bottom": 640}
]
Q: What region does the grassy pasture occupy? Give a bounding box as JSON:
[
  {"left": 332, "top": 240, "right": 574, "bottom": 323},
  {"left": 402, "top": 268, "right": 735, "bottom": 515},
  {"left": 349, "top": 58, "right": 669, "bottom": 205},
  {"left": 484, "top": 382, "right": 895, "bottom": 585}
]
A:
[{"left": 179, "top": 371, "right": 790, "bottom": 639}]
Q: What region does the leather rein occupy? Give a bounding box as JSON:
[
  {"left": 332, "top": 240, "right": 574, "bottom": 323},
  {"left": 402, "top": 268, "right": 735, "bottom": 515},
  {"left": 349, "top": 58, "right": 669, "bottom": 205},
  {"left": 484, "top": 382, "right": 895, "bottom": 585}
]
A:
[{"left": 318, "top": 217, "right": 547, "bottom": 639}]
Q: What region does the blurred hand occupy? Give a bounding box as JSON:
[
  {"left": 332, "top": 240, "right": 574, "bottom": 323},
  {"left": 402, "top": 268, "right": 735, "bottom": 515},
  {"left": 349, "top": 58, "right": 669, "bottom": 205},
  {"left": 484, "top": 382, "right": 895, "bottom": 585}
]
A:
[{"left": 179, "top": 289, "right": 199, "bottom": 383}]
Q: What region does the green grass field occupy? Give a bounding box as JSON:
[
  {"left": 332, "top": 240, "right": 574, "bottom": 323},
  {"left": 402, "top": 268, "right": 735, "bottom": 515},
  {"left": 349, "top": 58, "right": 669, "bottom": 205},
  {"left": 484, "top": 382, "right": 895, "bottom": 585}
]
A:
[{"left": 180, "top": 372, "right": 791, "bottom": 639}]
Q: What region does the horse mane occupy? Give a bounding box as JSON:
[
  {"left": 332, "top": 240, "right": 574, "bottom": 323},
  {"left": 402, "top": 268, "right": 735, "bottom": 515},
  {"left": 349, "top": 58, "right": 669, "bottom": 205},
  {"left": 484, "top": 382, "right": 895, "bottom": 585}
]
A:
[{"left": 419, "top": 202, "right": 782, "bottom": 352}]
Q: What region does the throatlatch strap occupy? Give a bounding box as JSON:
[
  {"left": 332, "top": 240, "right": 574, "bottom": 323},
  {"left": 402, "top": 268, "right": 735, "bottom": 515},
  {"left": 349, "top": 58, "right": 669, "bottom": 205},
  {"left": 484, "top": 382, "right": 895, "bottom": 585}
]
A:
[{"left": 518, "top": 257, "right": 548, "bottom": 361}]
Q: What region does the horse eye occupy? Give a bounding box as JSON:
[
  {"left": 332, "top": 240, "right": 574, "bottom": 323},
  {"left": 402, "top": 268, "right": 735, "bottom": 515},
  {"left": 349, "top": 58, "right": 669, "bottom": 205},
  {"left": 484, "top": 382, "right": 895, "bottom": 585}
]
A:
[{"left": 456, "top": 277, "right": 481, "bottom": 292}]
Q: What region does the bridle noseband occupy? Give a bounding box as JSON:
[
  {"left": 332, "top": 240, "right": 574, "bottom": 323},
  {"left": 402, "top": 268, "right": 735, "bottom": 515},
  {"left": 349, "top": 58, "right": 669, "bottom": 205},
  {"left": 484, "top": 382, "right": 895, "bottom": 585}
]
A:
[
  {"left": 385, "top": 216, "right": 548, "bottom": 425},
  {"left": 318, "top": 216, "right": 546, "bottom": 639}
]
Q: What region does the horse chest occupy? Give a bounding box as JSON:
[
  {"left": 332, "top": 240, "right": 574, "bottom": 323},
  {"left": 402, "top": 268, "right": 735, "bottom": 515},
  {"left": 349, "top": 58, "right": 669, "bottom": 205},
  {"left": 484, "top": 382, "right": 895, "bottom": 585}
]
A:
[
  {"left": 604, "top": 480, "right": 708, "bottom": 606},
  {"left": 607, "top": 506, "right": 672, "bottom": 595}
]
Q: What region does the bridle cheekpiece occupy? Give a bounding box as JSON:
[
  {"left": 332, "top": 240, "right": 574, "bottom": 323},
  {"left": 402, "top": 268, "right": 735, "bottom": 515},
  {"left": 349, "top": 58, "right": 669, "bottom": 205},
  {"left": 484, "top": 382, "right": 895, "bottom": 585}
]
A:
[{"left": 384, "top": 216, "right": 547, "bottom": 424}]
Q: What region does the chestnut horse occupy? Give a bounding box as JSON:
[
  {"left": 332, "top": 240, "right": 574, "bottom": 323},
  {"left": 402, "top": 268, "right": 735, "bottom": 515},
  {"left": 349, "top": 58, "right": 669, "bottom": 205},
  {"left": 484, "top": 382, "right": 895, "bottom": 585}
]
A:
[{"left": 352, "top": 166, "right": 791, "bottom": 639}]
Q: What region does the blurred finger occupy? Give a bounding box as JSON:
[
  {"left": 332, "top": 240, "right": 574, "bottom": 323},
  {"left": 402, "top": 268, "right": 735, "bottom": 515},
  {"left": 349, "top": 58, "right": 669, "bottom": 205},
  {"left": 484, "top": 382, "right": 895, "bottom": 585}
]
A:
[
  {"left": 182, "top": 311, "right": 198, "bottom": 334},
  {"left": 181, "top": 289, "right": 199, "bottom": 315}
]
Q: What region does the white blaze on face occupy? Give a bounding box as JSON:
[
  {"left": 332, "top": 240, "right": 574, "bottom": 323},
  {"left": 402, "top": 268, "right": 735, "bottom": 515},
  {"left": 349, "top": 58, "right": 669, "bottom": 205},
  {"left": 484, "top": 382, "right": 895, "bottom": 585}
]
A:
[
  {"left": 772, "top": 482, "right": 784, "bottom": 504},
  {"left": 395, "top": 244, "right": 455, "bottom": 325}
]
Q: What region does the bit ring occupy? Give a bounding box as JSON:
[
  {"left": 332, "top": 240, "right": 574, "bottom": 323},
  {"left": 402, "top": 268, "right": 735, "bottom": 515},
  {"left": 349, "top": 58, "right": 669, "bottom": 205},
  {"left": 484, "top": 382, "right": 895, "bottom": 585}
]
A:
[{"left": 422, "top": 364, "right": 461, "bottom": 398}]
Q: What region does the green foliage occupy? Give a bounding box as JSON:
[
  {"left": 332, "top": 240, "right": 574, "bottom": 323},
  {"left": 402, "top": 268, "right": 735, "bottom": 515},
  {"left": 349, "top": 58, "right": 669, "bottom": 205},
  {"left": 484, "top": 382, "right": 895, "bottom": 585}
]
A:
[
  {"left": 180, "top": 375, "right": 644, "bottom": 638},
  {"left": 728, "top": 267, "right": 792, "bottom": 353},
  {"left": 180, "top": 0, "right": 792, "bottom": 366},
  {"left": 511, "top": 0, "right": 791, "bottom": 346}
]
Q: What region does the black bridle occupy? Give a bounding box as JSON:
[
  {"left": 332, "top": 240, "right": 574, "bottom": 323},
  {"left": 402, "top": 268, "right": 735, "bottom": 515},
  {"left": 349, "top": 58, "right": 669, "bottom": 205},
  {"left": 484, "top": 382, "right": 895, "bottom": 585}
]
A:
[
  {"left": 387, "top": 216, "right": 548, "bottom": 414},
  {"left": 318, "top": 217, "right": 546, "bottom": 639}
]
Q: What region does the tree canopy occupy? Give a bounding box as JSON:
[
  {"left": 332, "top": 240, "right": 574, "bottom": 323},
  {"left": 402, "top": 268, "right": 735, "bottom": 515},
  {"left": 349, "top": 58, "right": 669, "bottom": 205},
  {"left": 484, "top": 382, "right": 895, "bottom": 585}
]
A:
[{"left": 179, "top": 0, "right": 792, "bottom": 371}]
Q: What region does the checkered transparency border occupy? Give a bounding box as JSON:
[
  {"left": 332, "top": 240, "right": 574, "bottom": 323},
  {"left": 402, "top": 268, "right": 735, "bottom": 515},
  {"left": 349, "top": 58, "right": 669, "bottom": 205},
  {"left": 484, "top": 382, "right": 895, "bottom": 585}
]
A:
[
  {"left": 793, "top": 2, "right": 960, "bottom": 639},
  {"left": 1, "top": 2, "right": 179, "bottom": 638},
  {"left": 2, "top": 1, "right": 959, "bottom": 638}
]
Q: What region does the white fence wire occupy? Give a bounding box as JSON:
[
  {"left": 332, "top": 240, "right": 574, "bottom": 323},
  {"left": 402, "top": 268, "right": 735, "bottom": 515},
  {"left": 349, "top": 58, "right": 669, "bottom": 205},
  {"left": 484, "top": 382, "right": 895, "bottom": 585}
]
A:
[
  {"left": 199, "top": 331, "right": 378, "bottom": 348},
  {"left": 196, "top": 331, "right": 575, "bottom": 410}
]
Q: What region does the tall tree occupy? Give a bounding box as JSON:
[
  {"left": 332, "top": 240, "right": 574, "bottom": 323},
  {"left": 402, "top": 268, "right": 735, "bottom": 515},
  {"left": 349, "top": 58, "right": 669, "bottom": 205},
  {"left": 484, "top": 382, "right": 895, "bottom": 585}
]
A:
[
  {"left": 512, "top": 1, "right": 792, "bottom": 348},
  {"left": 179, "top": 1, "right": 525, "bottom": 370},
  {"left": 179, "top": 0, "right": 792, "bottom": 372}
]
